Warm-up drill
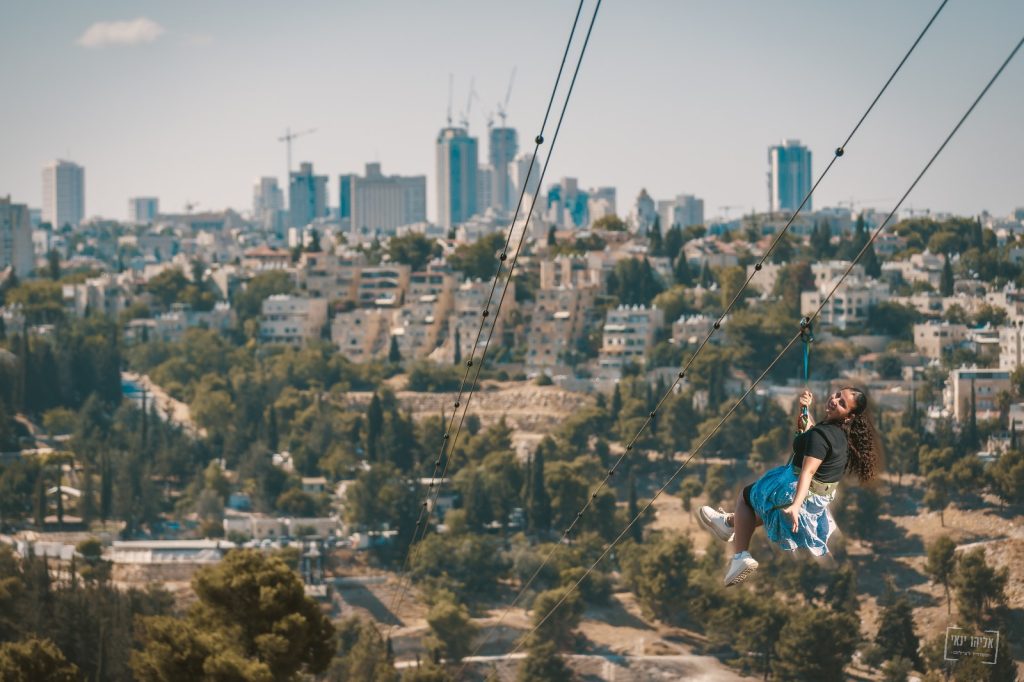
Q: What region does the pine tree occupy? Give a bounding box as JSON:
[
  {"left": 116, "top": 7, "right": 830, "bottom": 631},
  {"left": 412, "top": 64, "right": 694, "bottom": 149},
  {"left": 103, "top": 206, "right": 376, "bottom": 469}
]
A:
[
  {"left": 925, "top": 535, "right": 957, "bottom": 614},
  {"left": 941, "top": 255, "right": 954, "bottom": 296},
  {"left": 388, "top": 335, "right": 402, "bottom": 364},
  {"left": 546, "top": 225, "right": 557, "bottom": 247},
  {"left": 874, "top": 594, "right": 921, "bottom": 668}
]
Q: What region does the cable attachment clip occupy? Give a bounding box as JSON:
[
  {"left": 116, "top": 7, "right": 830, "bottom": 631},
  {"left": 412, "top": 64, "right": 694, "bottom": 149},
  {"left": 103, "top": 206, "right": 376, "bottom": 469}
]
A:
[{"left": 798, "top": 317, "right": 814, "bottom": 345}]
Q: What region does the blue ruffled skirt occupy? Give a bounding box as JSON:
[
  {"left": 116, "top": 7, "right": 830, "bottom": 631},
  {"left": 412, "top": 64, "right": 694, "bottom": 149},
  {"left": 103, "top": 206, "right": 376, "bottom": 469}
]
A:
[{"left": 748, "top": 465, "right": 838, "bottom": 556}]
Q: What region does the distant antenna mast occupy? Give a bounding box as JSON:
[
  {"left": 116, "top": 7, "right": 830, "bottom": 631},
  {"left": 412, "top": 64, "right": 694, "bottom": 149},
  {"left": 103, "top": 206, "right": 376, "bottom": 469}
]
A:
[{"left": 497, "top": 67, "right": 516, "bottom": 127}]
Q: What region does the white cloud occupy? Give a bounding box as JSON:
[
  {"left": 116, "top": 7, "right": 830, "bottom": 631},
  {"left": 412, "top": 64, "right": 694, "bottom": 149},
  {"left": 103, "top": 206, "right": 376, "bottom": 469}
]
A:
[{"left": 76, "top": 18, "right": 165, "bottom": 48}]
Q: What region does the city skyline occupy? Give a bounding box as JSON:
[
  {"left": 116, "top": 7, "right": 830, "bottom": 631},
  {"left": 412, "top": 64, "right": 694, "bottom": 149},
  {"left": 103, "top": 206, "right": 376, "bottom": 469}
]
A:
[{"left": 2, "top": 1, "right": 1023, "bottom": 223}]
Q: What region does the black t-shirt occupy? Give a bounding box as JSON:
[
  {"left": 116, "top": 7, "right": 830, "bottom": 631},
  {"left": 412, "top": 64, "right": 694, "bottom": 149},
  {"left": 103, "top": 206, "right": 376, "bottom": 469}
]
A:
[{"left": 791, "top": 423, "right": 848, "bottom": 483}]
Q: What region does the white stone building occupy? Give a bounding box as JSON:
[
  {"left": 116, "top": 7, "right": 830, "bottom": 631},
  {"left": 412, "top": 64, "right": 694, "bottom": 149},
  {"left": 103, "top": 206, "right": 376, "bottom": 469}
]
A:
[
  {"left": 598, "top": 304, "right": 665, "bottom": 372},
  {"left": 259, "top": 295, "right": 328, "bottom": 346}
]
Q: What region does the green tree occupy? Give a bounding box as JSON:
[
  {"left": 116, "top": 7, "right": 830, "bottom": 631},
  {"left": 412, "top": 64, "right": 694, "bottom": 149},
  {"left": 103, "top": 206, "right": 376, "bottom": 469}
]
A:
[
  {"left": 528, "top": 446, "right": 551, "bottom": 533},
  {"left": 867, "top": 302, "right": 921, "bottom": 340},
  {"left": 940, "top": 255, "right": 955, "bottom": 296},
  {"left": 138, "top": 549, "right": 336, "bottom": 679},
  {"left": 772, "top": 608, "right": 859, "bottom": 682},
  {"left": 388, "top": 335, "right": 402, "bottom": 364},
  {"left": 672, "top": 253, "right": 693, "bottom": 286},
  {"left": 951, "top": 548, "right": 1008, "bottom": 625},
  {"left": 925, "top": 535, "right": 957, "bottom": 614},
  {"left": 810, "top": 220, "right": 833, "bottom": 259},
  {"left": 388, "top": 232, "right": 441, "bottom": 272},
  {"left": 528, "top": 587, "right": 583, "bottom": 650},
  {"left": 232, "top": 271, "right": 294, "bottom": 327},
  {"left": 988, "top": 448, "right": 1024, "bottom": 505},
  {"left": 621, "top": 532, "right": 694, "bottom": 624},
  {"left": 329, "top": 616, "right": 399, "bottom": 682},
  {"left": 924, "top": 470, "right": 950, "bottom": 526},
  {"left": 422, "top": 598, "right": 476, "bottom": 663},
  {"left": 881, "top": 656, "right": 913, "bottom": 682},
  {"left": 448, "top": 232, "right": 504, "bottom": 280},
  {"left": 874, "top": 594, "right": 921, "bottom": 669},
  {"left": 516, "top": 641, "right": 573, "bottom": 682},
  {"left": 132, "top": 616, "right": 273, "bottom": 682},
  {"left": 0, "top": 637, "right": 80, "bottom": 682},
  {"left": 648, "top": 216, "right": 664, "bottom": 256}
]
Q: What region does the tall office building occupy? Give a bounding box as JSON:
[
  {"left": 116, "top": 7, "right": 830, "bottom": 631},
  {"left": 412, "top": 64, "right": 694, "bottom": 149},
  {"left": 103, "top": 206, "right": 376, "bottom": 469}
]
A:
[
  {"left": 489, "top": 127, "right": 518, "bottom": 213},
  {"left": 511, "top": 153, "right": 541, "bottom": 199},
  {"left": 288, "top": 162, "right": 328, "bottom": 229},
  {"left": 436, "top": 127, "right": 478, "bottom": 230},
  {"left": 476, "top": 165, "right": 494, "bottom": 216},
  {"left": 768, "top": 139, "right": 812, "bottom": 213},
  {"left": 42, "top": 160, "right": 85, "bottom": 229},
  {"left": 128, "top": 197, "right": 159, "bottom": 224},
  {"left": 253, "top": 177, "right": 284, "bottom": 233},
  {"left": 0, "top": 196, "right": 34, "bottom": 276},
  {"left": 657, "top": 194, "right": 704, "bottom": 229},
  {"left": 339, "top": 173, "right": 355, "bottom": 221},
  {"left": 348, "top": 163, "right": 427, "bottom": 238}
]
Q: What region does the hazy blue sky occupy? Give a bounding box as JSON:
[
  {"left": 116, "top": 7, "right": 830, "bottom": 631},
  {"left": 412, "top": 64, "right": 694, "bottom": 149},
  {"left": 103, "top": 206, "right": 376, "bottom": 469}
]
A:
[{"left": 2, "top": 1, "right": 1022, "bottom": 223}]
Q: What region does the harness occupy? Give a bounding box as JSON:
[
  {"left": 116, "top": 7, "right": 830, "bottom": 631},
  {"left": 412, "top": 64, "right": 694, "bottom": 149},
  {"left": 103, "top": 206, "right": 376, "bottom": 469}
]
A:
[{"left": 788, "top": 425, "right": 840, "bottom": 498}]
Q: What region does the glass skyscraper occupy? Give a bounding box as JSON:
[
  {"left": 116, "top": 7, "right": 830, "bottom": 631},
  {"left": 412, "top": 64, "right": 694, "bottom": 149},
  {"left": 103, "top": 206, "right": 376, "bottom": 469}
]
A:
[
  {"left": 436, "top": 127, "right": 478, "bottom": 230},
  {"left": 768, "top": 140, "right": 812, "bottom": 214}
]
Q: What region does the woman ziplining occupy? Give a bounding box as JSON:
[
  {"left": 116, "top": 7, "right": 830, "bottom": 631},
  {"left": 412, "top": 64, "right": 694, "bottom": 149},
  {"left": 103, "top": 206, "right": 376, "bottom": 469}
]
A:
[{"left": 698, "top": 386, "right": 881, "bottom": 586}]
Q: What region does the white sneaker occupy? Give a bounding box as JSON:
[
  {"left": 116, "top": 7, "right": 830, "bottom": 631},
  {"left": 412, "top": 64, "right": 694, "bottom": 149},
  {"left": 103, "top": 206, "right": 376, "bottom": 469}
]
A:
[
  {"left": 724, "top": 551, "right": 758, "bottom": 586},
  {"left": 698, "top": 505, "right": 735, "bottom": 542}
]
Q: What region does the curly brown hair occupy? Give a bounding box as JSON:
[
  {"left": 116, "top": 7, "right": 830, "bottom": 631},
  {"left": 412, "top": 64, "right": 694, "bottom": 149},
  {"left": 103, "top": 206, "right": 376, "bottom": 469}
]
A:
[{"left": 840, "top": 387, "right": 881, "bottom": 482}]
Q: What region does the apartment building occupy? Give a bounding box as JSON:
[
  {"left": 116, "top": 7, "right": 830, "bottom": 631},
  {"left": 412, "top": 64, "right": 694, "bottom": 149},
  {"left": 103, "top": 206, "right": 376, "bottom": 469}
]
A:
[
  {"left": 526, "top": 287, "right": 597, "bottom": 368},
  {"left": 913, "top": 321, "right": 969, "bottom": 361},
  {"left": 331, "top": 307, "right": 392, "bottom": 361},
  {"left": 945, "top": 366, "right": 1011, "bottom": 422},
  {"left": 259, "top": 295, "right": 328, "bottom": 346},
  {"left": 598, "top": 304, "right": 665, "bottom": 371}
]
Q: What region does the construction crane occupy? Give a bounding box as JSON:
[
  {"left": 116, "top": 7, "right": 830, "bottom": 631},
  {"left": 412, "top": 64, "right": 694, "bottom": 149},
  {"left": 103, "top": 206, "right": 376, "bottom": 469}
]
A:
[
  {"left": 719, "top": 205, "right": 742, "bottom": 220},
  {"left": 278, "top": 127, "right": 317, "bottom": 179},
  {"left": 458, "top": 77, "right": 477, "bottom": 130},
  {"left": 496, "top": 67, "right": 517, "bottom": 127},
  {"left": 446, "top": 73, "right": 454, "bottom": 126}
]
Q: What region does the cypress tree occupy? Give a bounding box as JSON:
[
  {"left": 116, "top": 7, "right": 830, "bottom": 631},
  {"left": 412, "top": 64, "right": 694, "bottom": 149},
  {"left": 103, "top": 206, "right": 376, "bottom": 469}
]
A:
[
  {"left": 528, "top": 449, "right": 551, "bottom": 533},
  {"left": 648, "top": 216, "right": 664, "bottom": 256},
  {"left": 367, "top": 394, "right": 383, "bottom": 462},
  {"left": 940, "top": 255, "right": 954, "bottom": 296},
  {"left": 611, "top": 384, "right": 622, "bottom": 416},
  {"left": 267, "top": 406, "right": 279, "bottom": 451},
  {"left": 388, "top": 335, "right": 402, "bottom": 364},
  {"left": 100, "top": 452, "right": 112, "bottom": 523},
  {"left": 453, "top": 327, "right": 462, "bottom": 366},
  {"left": 673, "top": 253, "right": 693, "bottom": 286}
]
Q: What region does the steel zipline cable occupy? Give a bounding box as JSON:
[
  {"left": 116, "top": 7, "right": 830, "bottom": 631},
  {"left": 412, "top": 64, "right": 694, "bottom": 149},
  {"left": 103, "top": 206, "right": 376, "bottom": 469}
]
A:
[
  {"left": 385, "top": 0, "right": 601, "bottom": 625},
  {"left": 458, "top": 0, "right": 949, "bottom": 667},
  {"left": 499, "top": 31, "right": 1024, "bottom": 665}
]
